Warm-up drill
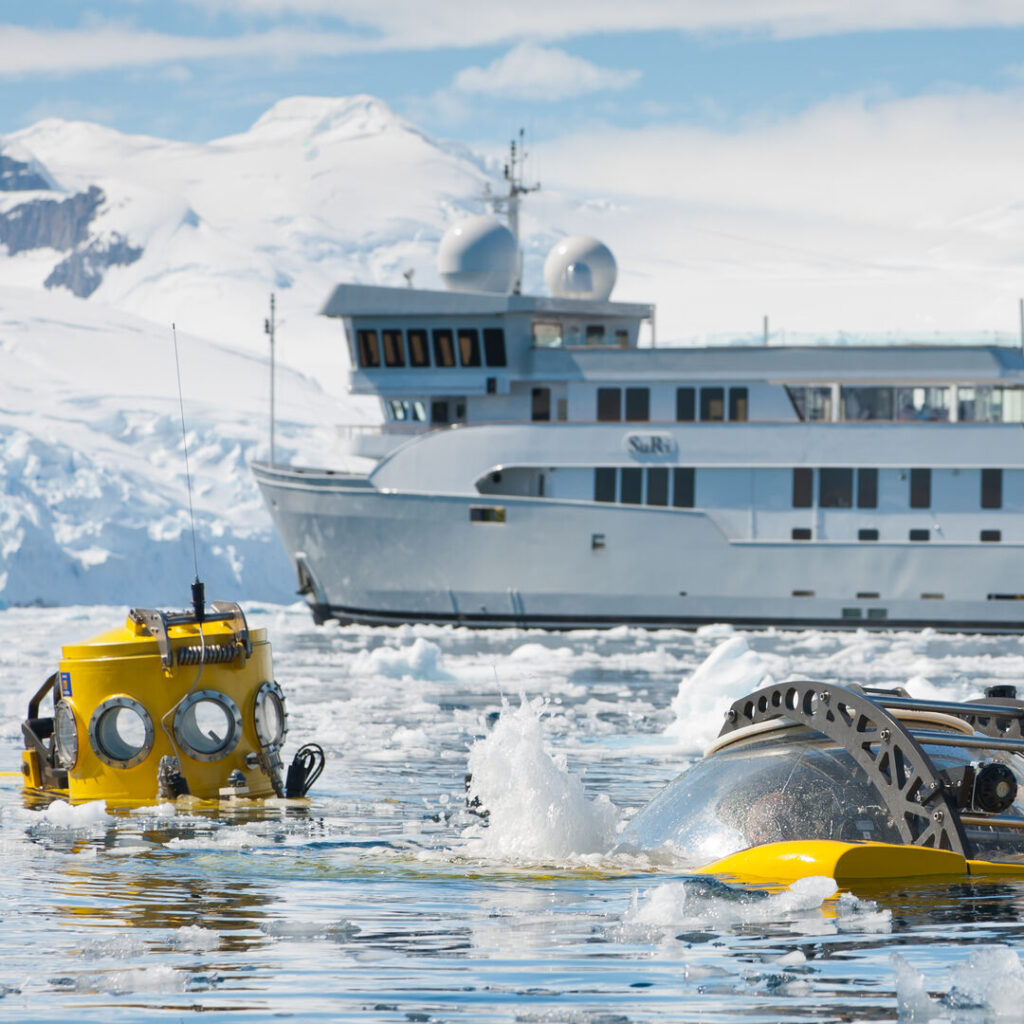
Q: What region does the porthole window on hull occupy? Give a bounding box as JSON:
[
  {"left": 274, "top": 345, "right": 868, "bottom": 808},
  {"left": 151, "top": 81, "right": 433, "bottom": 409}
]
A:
[
  {"left": 254, "top": 681, "right": 288, "bottom": 749},
  {"left": 173, "top": 690, "right": 242, "bottom": 762},
  {"left": 89, "top": 696, "right": 155, "bottom": 769},
  {"left": 54, "top": 699, "right": 79, "bottom": 769}
]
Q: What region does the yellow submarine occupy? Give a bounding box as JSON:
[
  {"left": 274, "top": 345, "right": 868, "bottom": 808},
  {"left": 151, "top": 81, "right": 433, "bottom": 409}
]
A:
[
  {"left": 20, "top": 583, "right": 323, "bottom": 807},
  {"left": 616, "top": 678, "right": 1024, "bottom": 885}
]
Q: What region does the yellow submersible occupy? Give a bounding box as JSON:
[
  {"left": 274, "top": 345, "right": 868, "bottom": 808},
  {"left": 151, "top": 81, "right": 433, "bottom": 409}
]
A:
[{"left": 21, "top": 582, "right": 324, "bottom": 807}]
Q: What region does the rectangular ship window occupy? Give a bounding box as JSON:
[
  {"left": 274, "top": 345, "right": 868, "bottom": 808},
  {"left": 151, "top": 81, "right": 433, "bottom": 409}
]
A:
[
  {"left": 532, "top": 321, "right": 563, "bottom": 347},
  {"left": 621, "top": 467, "right": 643, "bottom": 504},
  {"left": 406, "top": 329, "right": 430, "bottom": 367},
  {"left": 483, "top": 328, "right": 506, "bottom": 367},
  {"left": 842, "top": 608, "right": 863, "bottom": 619},
  {"left": 857, "top": 591, "right": 880, "bottom": 599},
  {"left": 858, "top": 528, "right": 879, "bottom": 541},
  {"left": 989, "top": 593, "right": 1024, "bottom": 600},
  {"left": 615, "top": 329, "right": 629, "bottom": 346},
  {"left": 909, "top": 528, "right": 930, "bottom": 541},
  {"left": 792, "top": 590, "right": 815, "bottom": 597},
  {"left": 647, "top": 467, "right": 668, "bottom": 506},
  {"left": 820, "top": 468, "right": 853, "bottom": 508},
  {"left": 729, "top": 387, "right": 749, "bottom": 422},
  {"left": 701, "top": 387, "right": 725, "bottom": 422},
  {"left": 382, "top": 329, "right": 405, "bottom": 367},
  {"left": 792, "top": 528, "right": 812, "bottom": 540},
  {"left": 586, "top": 324, "right": 606, "bottom": 345},
  {"left": 672, "top": 467, "right": 695, "bottom": 507},
  {"left": 981, "top": 529, "right": 1002, "bottom": 542},
  {"left": 676, "top": 387, "right": 695, "bottom": 422},
  {"left": 792, "top": 467, "right": 813, "bottom": 508},
  {"left": 431, "top": 400, "right": 448, "bottom": 425},
  {"left": 921, "top": 593, "right": 944, "bottom": 600},
  {"left": 910, "top": 468, "right": 931, "bottom": 508},
  {"left": 625, "top": 387, "right": 650, "bottom": 422},
  {"left": 469, "top": 506, "right": 506, "bottom": 524},
  {"left": 867, "top": 608, "right": 888, "bottom": 620},
  {"left": 982, "top": 468, "right": 1003, "bottom": 509},
  {"left": 857, "top": 468, "right": 878, "bottom": 509},
  {"left": 356, "top": 329, "right": 380, "bottom": 367},
  {"left": 432, "top": 329, "right": 456, "bottom": 367},
  {"left": 594, "top": 468, "right": 616, "bottom": 502},
  {"left": 531, "top": 387, "right": 551, "bottom": 422},
  {"left": 457, "top": 328, "right": 481, "bottom": 367},
  {"left": 597, "top": 387, "right": 621, "bottom": 422}
]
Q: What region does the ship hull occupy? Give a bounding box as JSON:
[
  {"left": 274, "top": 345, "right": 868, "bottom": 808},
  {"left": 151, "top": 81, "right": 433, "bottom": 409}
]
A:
[{"left": 253, "top": 462, "right": 1024, "bottom": 632}]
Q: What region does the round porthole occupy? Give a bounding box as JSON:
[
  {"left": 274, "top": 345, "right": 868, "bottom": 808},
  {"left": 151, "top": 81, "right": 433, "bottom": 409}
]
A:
[
  {"left": 89, "top": 697, "right": 154, "bottom": 769},
  {"left": 173, "top": 690, "right": 242, "bottom": 762},
  {"left": 253, "top": 681, "right": 288, "bottom": 748},
  {"left": 54, "top": 700, "right": 79, "bottom": 770}
]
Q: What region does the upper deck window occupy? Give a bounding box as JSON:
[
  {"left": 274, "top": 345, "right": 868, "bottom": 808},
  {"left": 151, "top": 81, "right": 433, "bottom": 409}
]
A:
[
  {"left": 701, "top": 387, "right": 725, "bottom": 422},
  {"left": 597, "top": 387, "right": 621, "bottom": 422},
  {"left": 382, "top": 329, "right": 405, "bottom": 367},
  {"left": 819, "top": 468, "right": 853, "bottom": 508},
  {"left": 842, "top": 387, "right": 892, "bottom": 421},
  {"left": 533, "top": 321, "right": 563, "bottom": 348},
  {"left": 857, "top": 468, "right": 878, "bottom": 508},
  {"left": 910, "top": 468, "right": 931, "bottom": 509},
  {"left": 531, "top": 387, "right": 551, "bottom": 422},
  {"left": 356, "top": 329, "right": 380, "bottom": 368},
  {"left": 676, "top": 387, "right": 695, "bottom": 422},
  {"left": 615, "top": 329, "right": 629, "bottom": 347},
  {"left": 625, "top": 387, "right": 650, "bottom": 422},
  {"left": 792, "top": 468, "right": 813, "bottom": 508},
  {"left": 586, "top": 324, "right": 606, "bottom": 346},
  {"left": 433, "top": 329, "right": 456, "bottom": 367},
  {"left": 729, "top": 387, "right": 748, "bottom": 422},
  {"left": 483, "top": 328, "right": 507, "bottom": 367},
  {"left": 896, "top": 387, "right": 950, "bottom": 421},
  {"left": 458, "top": 328, "right": 481, "bottom": 367},
  {"left": 959, "top": 387, "right": 1024, "bottom": 422},
  {"left": 408, "top": 329, "right": 430, "bottom": 367},
  {"left": 982, "top": 468, "right": 1002, "bottom": 509},
  {"left": 787, "top": 386, "right": 832, "bottom": 421}
]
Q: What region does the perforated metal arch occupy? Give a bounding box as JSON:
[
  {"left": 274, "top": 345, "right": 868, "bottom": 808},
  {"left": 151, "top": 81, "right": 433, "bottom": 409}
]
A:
[{"left": 717, "top": 680, "right": 969, "bottom": 856}]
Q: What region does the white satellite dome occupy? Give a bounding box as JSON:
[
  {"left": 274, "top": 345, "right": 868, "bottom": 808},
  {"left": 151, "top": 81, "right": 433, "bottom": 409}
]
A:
[
  {"left": 438, "top": 216, "right": 517, "bottom": 294},
  {"left": 544, "top": 236, "right": 617, "bottom": 300}
]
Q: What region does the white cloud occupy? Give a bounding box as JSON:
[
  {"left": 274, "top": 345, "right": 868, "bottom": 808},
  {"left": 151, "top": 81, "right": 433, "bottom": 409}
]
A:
[
  {"left": 180, "top": 0, "right": 1024, "bottom": 46},
  {"left": 5, "top": 2, "right": 1024, "bottom": 80},
  {"left": 452, "top": 43, "right": 640, "bottom": 101}
]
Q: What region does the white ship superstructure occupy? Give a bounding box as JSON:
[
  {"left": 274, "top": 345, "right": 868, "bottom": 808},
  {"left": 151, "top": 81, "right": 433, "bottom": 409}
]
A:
[{"left": 253, "top": 152, "right": 1024, "bottom": 630}]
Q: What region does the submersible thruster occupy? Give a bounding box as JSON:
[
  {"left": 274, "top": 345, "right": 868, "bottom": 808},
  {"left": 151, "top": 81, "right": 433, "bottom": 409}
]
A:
[{"left": 21, "top": 584, "right": 323, "bottom": 807}]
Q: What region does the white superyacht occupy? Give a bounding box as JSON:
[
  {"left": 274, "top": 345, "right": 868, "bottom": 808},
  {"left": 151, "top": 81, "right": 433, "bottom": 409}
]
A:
[{"left": 253, "top": 165, "right": 1024, "bottom": 631}]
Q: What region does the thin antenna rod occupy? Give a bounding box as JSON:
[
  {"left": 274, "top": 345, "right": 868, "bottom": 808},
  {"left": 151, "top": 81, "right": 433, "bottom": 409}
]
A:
[
  {"left": 265, "top": 293, "right": 276, "bottom": 466},
  {"left": 172, "top": 323, "right": 201, "bottom": 585}
]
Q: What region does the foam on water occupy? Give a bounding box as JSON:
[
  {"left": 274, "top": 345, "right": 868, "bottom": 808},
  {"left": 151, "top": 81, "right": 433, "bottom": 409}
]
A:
[
  {"left": 461, "top": 696, "right": 619, "bottom": 863},
  {"left": 38, "top": 799, "right": 110, "bottom": 827},
  {"left": 894, "top": 946, "right": 1024, "bottom": 1019}
]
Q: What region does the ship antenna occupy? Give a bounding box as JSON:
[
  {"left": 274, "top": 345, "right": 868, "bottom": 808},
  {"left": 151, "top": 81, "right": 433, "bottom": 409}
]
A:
[
  {"left": 484, "top": 128, "right": 540, "bottom": 294},
  {"left": 171, "top": 322, "right": 204, "bottom": 622}
]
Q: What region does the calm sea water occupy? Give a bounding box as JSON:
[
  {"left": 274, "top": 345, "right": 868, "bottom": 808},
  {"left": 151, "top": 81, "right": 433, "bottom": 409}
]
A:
[{"left": 2, "top": 604, "right": 1024, "bottom": 1022}]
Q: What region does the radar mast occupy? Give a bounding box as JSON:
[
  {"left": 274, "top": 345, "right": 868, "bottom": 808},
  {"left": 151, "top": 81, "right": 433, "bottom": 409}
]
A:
[{"left": 484, "top": 129, "right": 539, "bottom": 294}]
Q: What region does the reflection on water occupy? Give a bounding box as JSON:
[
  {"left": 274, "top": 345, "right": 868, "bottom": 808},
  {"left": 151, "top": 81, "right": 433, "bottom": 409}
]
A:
[{"left": 3, "top": 606, "right": 1024, "bottom": 1020}]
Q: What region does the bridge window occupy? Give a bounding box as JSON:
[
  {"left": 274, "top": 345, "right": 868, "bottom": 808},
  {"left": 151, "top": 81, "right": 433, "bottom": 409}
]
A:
[
  {"left": 382, "top": 329, "right": 405, "bottom": 367},
  {"left": 729, "top": 387, "right": 748, "bottom": 422},
  {"left": 787, "top": 386, "right": 832, "bottom": 422},
  {"left": 701, "top": 387, "right": 725, "bottom": 422},
  {"left": 982, "top": 468, "right": 1002, "bottom": 509},
  {"left": 483, "top": 328, "right": 506, "bottom": 367},
  {"left": 842, "top": 387, "right": 892, "bottom": 421},
  {"left": 532, "top": 321, "right": 563, "bottom": 347},
  {"left": 676, "top": 387, "right": 695, "bottom": 422},
  {"left": 457, "top": 328, "right": 481, "bottom": 367},
  {"left": 407, "top": 329, "right": 430, "bottom": 367},
  {"left": 625, "top": 387, "right": 650, "bottom": 422},
  {"left": 597, "top": 387, "right": 621, "bottom": 422},
  {"left": 586, "top": 324, "right": 606, "bottom": 345},
  {"left": 432, "top": 329, "right": 456, "bottom": 367},
  {"left": 910, "top": 468, "right": 931, "bottom": 509},
  {"left": 357, "top": 329, "right": 380, "bottom": 368}
]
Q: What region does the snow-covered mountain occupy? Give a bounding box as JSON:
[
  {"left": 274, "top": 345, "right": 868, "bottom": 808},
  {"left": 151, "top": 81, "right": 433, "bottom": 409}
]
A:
[{"left": 0, "top": 95, "right": 505, "bottom": 607}]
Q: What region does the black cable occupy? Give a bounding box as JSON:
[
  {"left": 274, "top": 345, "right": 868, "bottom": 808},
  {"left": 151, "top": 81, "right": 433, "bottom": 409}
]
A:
[{"left": 285, "top": 743, "right": 325, "bottom": 798}]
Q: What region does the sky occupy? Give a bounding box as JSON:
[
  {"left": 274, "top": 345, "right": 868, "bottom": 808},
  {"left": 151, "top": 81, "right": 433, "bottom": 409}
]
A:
[{"left": 6, "top": 3, "right": 1024, "bottom": 339}]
